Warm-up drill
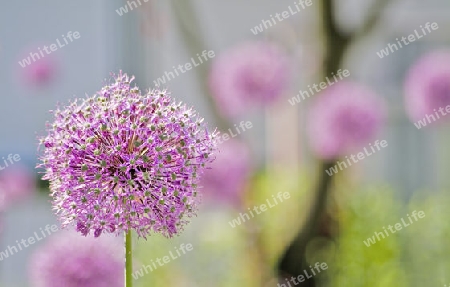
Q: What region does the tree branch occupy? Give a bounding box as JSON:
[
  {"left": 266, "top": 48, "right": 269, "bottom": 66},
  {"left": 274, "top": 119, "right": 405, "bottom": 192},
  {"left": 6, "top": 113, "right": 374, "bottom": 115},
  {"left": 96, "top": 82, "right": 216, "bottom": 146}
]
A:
[
  {"left": 170, "top": 0, "right": 230, "bottom": 131},
  {"left": 277, "top": 0, "right": 393, "bottom": 284},
  {"left": 355, "top": 0, "right": 392, "bottom": 39}
]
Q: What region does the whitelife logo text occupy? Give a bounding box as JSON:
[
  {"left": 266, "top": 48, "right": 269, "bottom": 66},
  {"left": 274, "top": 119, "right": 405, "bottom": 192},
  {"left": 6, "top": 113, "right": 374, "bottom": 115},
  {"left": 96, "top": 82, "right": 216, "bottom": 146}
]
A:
[
  {"left": 18, "top": 31, "right": 81, "bottom": 68},
  {"left": 376, "top": 22, "right": 438, "bottom": 59},
  {"left": 228, "top": 192, "right": 290, "bottom": 228},
  {"left": 0, "top": 153, "right": 21, "bottom": 171},
  {"left": 132, "top": 243, "right": 193, "bottom": 279},
  {"left": 116, "top": 0, "right": 150, "bottom": 16},
  {"left": 363, "top": 210, "right": 425, "bottom": 247},
  {"left": 153, "top": 50, "right": 215, "bottom": 87},
  {"left": 0, "top": 224, "right": 59, "bottom": 261},
  {"left": 214, "top": 121, "right": 253, "bottom": 146},
  {"left": 277, "top": 262, "right": 328, "bottom": 286},
  {"left": 250, "top": 0, "right": 313, "bottom": 35},
  {"left": 325, "top": 140, "right": 388, "bottom": 176},
  {"left": 413, "top": 104, "right": 450, "bottom": 129},
  {"left": 288, "top": 69, "right": 350, "bottom": 106}
]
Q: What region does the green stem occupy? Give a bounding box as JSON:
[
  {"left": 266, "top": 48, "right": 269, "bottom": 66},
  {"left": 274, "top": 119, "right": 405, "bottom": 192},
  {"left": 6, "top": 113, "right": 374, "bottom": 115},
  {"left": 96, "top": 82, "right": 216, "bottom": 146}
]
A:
[{"left": 125, "top": 231, "right": 133, "bottom": 287}]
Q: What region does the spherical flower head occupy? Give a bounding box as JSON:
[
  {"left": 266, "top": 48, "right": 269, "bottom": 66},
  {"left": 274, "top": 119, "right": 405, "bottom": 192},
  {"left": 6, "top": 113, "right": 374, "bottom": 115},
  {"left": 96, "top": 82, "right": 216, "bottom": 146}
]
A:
[
  {"left": 308, "top": 81, "right": 386, "bottom": 160},
  {"left": 404, "top": 50, "right": 450, "bottom": 123},
  {"left": 29, "top": 231, "right": 123, "bottom": 287},
  {"left": 0, "top": 164, "right": 35, "bottom": 209},
  {"left": 209, "top": 41, "right": 290, "bottom": 118},
  {"left": 201, "top": 139, "right": 253, "bottom": 207},
  {"left": 38, "top": 72, "right": 218, "bottom": 238}
]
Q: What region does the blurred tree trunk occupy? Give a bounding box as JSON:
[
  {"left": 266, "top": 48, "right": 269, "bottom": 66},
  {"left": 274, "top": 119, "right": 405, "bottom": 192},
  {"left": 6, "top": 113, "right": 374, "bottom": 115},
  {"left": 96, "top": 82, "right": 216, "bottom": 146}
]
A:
[{"left": 277, "top": 0, "right": 390, "bottom": 285}]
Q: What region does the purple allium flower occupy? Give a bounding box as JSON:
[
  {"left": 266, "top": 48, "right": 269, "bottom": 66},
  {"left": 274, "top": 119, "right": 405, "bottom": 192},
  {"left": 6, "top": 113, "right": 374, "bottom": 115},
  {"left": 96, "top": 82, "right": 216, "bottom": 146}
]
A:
[
  {"left": 29, "top": 231, "right": 123, "bottom": 287},
  {"left": 0, "top": 165, "right": 35, "bottom": 209},
  {"left": 209, "top": 41, "right": 290, "bottom": 118},
  {"left": 404, "top": 50, "right": 450, "bottom": 122},
  {"left": 308, "top": 81, "right": 386, "bottom": 160},
  {"left": 38, "top": 72, "right": 218, "bottom": 238},
  {"left": 201, "top": 139, "right": 253, "bottom": 207}
]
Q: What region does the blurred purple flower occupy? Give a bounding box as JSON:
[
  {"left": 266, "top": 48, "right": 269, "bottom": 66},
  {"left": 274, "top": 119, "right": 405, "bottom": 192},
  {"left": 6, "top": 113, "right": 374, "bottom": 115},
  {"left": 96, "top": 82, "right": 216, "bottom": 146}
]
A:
[
  {"left": 209, "top": 41, "right": 290, "bottom": 118},
  {"left": 29, "top": 231, "right": 123, "bottom": 287},
  {"left": 18, "top": 51, "right": 57, "bottom": 87},
  {"left": 308, "top": 81, "right": 386, "bottom": 160},
  {"left": 404, "top": 50, "right": 450, "bottom": 122},
  {"left": 38, "top": 72, "right": 218, "bottom": 238},
  {"left": 201, "top": 139, "right": 253, "bottom": 207},
  {"left": 0, "top": 164, "right": 35, "bottom": 209}
]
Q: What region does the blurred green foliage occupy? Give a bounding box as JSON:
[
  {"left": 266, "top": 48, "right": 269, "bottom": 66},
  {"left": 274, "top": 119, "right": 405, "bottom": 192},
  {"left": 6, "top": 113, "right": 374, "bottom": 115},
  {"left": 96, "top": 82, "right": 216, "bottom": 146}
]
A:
[
  {"left": 324, "top": 185, "right": 450, "bottom": 286},
  {"left": 132, "top": 170, "right": 450, "bottom": 287},
  {"left": 325, "top": 185, "right": 408, "bottom": 287}
]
